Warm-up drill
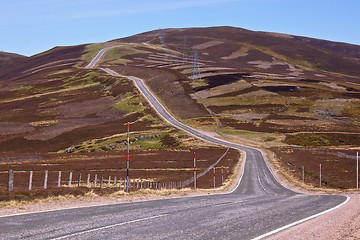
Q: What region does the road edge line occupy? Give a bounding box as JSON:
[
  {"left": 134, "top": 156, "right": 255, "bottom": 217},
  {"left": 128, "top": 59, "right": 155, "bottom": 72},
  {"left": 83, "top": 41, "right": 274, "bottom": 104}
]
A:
[{"left": 252, "top": 195, "right": 350, "bottom": 240}]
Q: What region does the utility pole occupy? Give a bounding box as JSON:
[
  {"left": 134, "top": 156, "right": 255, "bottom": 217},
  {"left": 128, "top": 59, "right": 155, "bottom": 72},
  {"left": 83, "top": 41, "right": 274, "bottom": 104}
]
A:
[
  {"left": 183, "top": 36, "right": 187, "bottom": 63},
  {"left": 159, "top": 29, "right": 166, "bottom": 48},
  {"left": 192, "top": 49, "right": 200, "bottom": 81},
  {"left": 193, "top": 152, "right": 197, "bottom": 191},
  {"left": 125, "top": 122, "right": 131, "bottom": 193}
]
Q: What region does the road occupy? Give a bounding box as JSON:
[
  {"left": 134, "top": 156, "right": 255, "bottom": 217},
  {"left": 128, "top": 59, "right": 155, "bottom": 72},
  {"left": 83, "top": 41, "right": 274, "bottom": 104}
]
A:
[{"left": 0, "top": 46, "right": 348, "bottom": 240}]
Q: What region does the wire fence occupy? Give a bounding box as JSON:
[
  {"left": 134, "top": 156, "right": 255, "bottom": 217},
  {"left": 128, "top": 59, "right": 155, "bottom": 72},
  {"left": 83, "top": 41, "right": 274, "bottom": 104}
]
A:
[{"left": 1, "top": 149, "right": 230, "bottom": 193}]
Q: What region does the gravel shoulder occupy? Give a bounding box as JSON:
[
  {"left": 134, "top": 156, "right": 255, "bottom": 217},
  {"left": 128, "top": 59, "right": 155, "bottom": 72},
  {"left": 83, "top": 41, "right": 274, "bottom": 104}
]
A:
[
  {"left": 269, "top": 193, "right": 360, "bottom": 240},
  {"left": 0, "top": 191, "right": 204, "bottom": 218}
]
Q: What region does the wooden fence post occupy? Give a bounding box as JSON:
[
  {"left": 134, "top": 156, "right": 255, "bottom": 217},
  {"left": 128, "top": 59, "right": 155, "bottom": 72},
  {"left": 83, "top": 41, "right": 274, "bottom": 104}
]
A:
[
  {"left": 302, "top": 166, "right": 305, "bottom": 183},
  {"left": 68, "top": 172, "right": 73, "bottom": 187},
  {"left": 221, "top": 167, "right": 224, "bottom": 185},
  {"left": 87, "top": 174, "right": 90, "bottom": 188},
  {"left": 8, "top": 170, "right": 14, "bottom": 192},
  {"left": 58, "top": 171, "right": 62, "bottom": 188},
  {"left": 44, "top": 170, "right": 48, "bottom": 190},
  {"left": 29, "top": 171, "right": 33, "bottom": 191},
  {"left": 107, "top": 176, "right": 111, "bottom": 188},
  {"left": 94, "top": 174, "right": 98, "bottom": 188},
  {"left": 213, "top": 167, "right": 216, "bottom": 189},
  {"left": 78, "top": 173, "right": 82, "bottom": 187},
  {"left": 319, "top": 164, "right": 322, "bottom": 188},
  {"left": 114, "top": 176, "right": 117, "bottom": 188}
]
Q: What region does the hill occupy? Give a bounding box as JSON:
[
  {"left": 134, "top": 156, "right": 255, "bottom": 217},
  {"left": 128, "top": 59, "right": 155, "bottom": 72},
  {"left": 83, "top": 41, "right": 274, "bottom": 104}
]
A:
[
  {"left": 0, "top": 51, "right": 27, "bottom": 68},
  {"left": 0, "top": 26, "right": 360, "bottom": 190}
]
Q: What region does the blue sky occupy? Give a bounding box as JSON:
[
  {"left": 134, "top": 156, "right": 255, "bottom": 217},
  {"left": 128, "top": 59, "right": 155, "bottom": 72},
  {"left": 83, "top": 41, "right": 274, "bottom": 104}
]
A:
[{"left": 1, "top": 0, "right": 359, "bottom": 56}]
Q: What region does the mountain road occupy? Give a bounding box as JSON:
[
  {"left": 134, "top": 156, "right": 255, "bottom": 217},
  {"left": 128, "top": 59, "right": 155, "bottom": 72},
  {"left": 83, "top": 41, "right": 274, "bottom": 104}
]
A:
[{"left": 0, "top": 46, "right": 348, "bottom": 240}]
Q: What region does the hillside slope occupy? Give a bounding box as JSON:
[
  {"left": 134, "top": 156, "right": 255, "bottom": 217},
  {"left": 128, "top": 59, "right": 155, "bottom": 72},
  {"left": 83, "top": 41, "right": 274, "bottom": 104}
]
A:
[
  {"left": 1, "top": 26, "right": 360, "bottom": 189},
  {"left": 0, "top": 51, "right": 27, "bottom": 68},
  {"left": 118, "top": 26, "right": 360, "bottom": 80},
  {"left": 106, "top": 26, "right": 360, "bottom": 189}
]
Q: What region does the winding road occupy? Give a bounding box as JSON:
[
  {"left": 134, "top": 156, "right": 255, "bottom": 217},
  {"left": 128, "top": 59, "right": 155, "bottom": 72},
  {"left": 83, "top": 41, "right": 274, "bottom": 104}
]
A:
[{"left": 0, "top": 46, "right": 348, "bottom": 240}]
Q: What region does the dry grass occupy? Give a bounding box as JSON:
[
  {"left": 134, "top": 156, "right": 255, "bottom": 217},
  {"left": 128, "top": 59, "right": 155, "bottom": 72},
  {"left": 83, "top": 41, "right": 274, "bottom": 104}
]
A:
[
  {"left": 191, "top": 80, "right": 252, "bottom": 100},
  {"left": 0, "top": 150, "right": 244, "bottom": 212},
  {"left": 221, "top": 47, "right": 250, "bottom": 60},
  {"left": 30, "top": 120, "right": 59, "bottom": 127},
  {"left": 263, "top": 149, "right": 344, "bottom": 194},
  {"left": 0, "top": 83, "right": 100, "bottom": 103}
]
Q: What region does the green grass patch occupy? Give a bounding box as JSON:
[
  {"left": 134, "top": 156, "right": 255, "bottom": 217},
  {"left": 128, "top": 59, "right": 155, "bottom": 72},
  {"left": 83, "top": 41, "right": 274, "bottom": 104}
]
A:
[
  {"left": 242, "top": 42, "right": 316, "bottom": 71},
  {"left": 113, "top": 92, "right": 146, "bottom": 113},
  {"left": 217, "top": 126, "right": 284, "bottom": 143},
  {"left": 199, "top": 94, "right": 307, "bottom": 107},
  {"left": 343, "top": 104, "right": 360, "bottom": 121},
  {"left": 102, "top": 46, "right": 149, "bottom": 65},
  {"left": 61, "top": 72, "right": 100, "bottom": 88},
  {"left": 189, "top": 79, "right": 208, "bottom": 89},
  {"left": 81, "top": 44, "right": 107, "bottom": 63},
  {"left": 61, "top": 130, "right": 166, "bottom": 153},
  {"left": 10, "top": 86, "right": 43, "bottom": 95}
]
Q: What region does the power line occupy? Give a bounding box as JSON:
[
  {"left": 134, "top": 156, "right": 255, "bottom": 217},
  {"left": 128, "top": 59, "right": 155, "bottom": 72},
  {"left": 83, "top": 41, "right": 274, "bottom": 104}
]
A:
[
  {"left": 183, "top": 36, "right": 188, "bottom": 63},
  {"left": 159, "top": 29, "right": 166, "bottom": 48},
  {"left": 192, "top": 49, "right": 200, "bottom": 81}
]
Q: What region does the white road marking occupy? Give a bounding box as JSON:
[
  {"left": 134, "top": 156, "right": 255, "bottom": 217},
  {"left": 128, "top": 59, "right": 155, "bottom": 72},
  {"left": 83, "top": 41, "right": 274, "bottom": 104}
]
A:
[
  {"left": 252, "top": 195, "right": 350, "bottom": 240},
  {"left": 51, "top": 214, "right": 167, "bottom": 240}
]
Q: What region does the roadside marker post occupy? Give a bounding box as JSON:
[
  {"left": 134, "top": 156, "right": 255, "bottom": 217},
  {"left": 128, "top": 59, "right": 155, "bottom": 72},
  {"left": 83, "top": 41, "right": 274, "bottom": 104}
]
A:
[
  {"left": 319, "top": 164, "right": 322, "bottom": 188},
  {"left": 8, "top": 170, "right": 14, "bottom": 192},
  {"left": 44, "top": 170, "right": 48, "bottom": 190},
  {"left": 29, "top": 171, "right": 33, "bottom": 191},
  {"left": 213, "top": 167, "right": 216, "bottom": 189},
  {"left": 193, "top": 152, "right": 197, "bottom": 191},
  {"left": 357, "top": 151, "right": 359, "bottom": 190}
]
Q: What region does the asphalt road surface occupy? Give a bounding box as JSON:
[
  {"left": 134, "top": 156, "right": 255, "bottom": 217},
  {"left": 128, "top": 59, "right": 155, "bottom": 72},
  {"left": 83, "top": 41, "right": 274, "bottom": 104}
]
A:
[{"left": 0, "top": 47, "right": 347, "bottom": 240}]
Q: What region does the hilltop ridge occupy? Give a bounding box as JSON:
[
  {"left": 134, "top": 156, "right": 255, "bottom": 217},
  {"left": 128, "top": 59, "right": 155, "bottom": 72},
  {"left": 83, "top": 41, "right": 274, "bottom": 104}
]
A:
[{"left": 0, "top": 51, "right": 27, "bottom": 68}]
